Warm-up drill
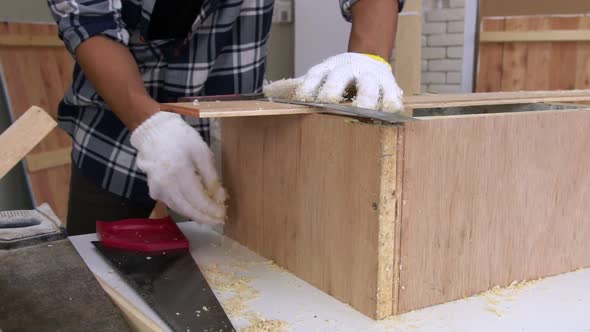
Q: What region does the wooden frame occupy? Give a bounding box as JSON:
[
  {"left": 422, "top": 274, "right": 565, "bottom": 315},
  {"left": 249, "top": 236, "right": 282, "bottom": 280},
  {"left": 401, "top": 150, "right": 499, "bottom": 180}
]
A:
[
  {"left": 476, "top": 14, "right": 590, "bottom": 93},
  {"left": 0, "top": 35, "right": 63, "bottom": 47},
  {"left": 219, "top": 102, "right": 590, "bottom": 319},
  {"left": 0, "top": 22, "right": 74, "bottom": 221},
  {"left": 480, "top": 30, "right": 590, "bottom": 42}
]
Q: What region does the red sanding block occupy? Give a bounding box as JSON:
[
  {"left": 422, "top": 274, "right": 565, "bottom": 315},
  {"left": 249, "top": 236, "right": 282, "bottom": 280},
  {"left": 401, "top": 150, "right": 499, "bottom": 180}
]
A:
[{"left": 96, "top": 216, "right": 189, "bottom": 253}]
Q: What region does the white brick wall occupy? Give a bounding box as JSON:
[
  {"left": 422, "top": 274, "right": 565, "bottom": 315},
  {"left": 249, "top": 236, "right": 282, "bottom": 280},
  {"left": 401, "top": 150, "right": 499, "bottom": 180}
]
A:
[{"left": 420, "top": 0, "right": 466, "bottom": 94}]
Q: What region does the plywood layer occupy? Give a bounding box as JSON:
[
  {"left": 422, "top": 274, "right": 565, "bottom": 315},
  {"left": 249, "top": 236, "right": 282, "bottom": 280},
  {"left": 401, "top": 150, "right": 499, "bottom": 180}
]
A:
[
  {"left": 398, "top": 108, "right": 590, "bottom": 312},
  {"left": 222, "top": 114, "right": 400, "bottom": 318}
]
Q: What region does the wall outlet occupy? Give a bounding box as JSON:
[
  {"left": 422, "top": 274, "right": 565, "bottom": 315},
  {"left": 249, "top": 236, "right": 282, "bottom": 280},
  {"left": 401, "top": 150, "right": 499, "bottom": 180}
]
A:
[{"left": 273, "top": 0, "right": 293, "bottom": 23}]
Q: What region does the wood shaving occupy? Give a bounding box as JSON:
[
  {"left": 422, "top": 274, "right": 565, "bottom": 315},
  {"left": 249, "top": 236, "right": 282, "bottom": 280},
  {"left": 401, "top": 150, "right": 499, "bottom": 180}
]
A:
[
  {"left": 262, "top": 260, "right": 288, "bottom": 274},
  {"left": 240, "top": 319, "right": 288, "bottom": 332},
  {"left": 481, "top": 279, "right": 541, "bottom": 317},
  {"left": 201, "top": 264, "right": 259, "bottom": 316}
]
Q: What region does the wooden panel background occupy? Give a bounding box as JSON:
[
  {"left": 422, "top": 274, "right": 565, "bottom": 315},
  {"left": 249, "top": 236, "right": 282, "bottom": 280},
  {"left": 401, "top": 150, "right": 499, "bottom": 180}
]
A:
[
  {"left": 480, "top": 0, "right": 590, "bottom": 17},
  {"left": 0, "top": 22, "right": 73, "bottom": 221},
  {"left": 221, "top": 114, "right": 400, "bottom": 318},
  {"left": 397, "top": 109, "right": 590, "bottom": 312},
  {"left": 476, "top": 15, "right": 590, "bottom": 92}
]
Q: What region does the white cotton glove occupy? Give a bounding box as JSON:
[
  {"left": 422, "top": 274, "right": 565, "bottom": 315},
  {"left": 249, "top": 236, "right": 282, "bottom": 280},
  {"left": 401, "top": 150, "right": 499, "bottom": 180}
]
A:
[
  {"left": 130, "top": 112, "right": 226, "bottom": 225},
  {"left": 267, "top": 52, "right": 403, "bottom": 113}
]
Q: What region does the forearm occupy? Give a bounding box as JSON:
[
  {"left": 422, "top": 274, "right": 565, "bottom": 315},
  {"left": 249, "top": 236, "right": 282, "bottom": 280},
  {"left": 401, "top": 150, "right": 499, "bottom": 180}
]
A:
[
  {"left": 348, "top": 0, "right": 399, "bottom": 61},
  {"left": 75, "top": 36, "right": 158, "bottom": 131}
]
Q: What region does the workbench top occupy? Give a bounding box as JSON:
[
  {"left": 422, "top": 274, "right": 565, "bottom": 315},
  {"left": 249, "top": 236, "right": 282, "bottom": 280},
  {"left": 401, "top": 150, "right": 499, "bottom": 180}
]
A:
[{"left": 70, "top": 222, "right": 590, "bottom": 332}]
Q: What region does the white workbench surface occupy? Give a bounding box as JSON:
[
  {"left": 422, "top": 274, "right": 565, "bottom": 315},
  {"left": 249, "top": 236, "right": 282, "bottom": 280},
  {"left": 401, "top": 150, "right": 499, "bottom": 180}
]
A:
[{"left": 70, "top": 222, "right": 590, "bottom": 332}]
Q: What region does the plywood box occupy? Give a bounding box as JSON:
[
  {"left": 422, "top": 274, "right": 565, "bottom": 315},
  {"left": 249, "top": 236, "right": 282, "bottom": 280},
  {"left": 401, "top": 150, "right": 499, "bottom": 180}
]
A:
[{"left": 220, "top": 103, "right": 590, "bottom": 319}]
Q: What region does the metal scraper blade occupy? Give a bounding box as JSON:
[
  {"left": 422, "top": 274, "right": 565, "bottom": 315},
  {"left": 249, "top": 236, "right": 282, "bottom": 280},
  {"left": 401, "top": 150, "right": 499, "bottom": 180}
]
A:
[
  {"left": 92, "top": 242, "right": 235, "bottom": 332},
  {"left": 267, "top": 98, "right": 416, "bottom": 123}
]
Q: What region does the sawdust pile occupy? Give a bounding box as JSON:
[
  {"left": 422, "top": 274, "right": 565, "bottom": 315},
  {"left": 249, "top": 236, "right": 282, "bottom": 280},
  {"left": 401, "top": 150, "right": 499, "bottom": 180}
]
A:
[
  {"left": 201, "top": 264, "right": 259, "bottom": 316},
  {"left": 240, "top": 319, "right": 288, "bottom": 332},
  {"left": 202, "top": 263, "right": 290, "bottom": 331},
  {"left": 481, "top": 279, "right": 540, "bottom": 317}
]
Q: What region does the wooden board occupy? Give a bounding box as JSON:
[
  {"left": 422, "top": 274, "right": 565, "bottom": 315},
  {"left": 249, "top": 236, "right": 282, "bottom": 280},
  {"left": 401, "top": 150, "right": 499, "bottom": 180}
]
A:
[
  {"left": 25, "top": 147, "right": 71, "bottom": 172},
  {"left": 222, "top": 114, "right": 400, "bottom": 319},
  {"left": 397, "top": 108, "right": 590, "bottom": 312},
  {"left": 0, "top": 22, "right": 74, "bottom": 221},
  {"left": 94, "top": 275, "right": 165, "bottom": 332},
  {"left": 476, "top": 15, "right": 590, "bottom": 92},
  {"left": 394, "top": 0, "right": 422, "bottom": 96},
  {"left": 166, "top": 89, "right": 590, "bottom": 119},
  {"left": 480, "top": 30, "right": 590, "bottom": 43},
  {"left": 0, "top": 106, "right": 56, "bottom": 179}
]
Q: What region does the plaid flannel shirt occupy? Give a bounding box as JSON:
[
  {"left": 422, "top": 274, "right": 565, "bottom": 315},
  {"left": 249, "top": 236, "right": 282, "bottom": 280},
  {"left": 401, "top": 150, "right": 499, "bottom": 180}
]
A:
[
  {"left": 48, "top": 0, "right": 274, "bottom": 202},
  {"left": 48, "top": 0, "right": 404, "bottom": 203}
]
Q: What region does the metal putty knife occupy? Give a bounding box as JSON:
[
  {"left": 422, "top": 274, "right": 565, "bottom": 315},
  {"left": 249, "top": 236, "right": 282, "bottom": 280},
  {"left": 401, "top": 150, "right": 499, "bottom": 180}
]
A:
[{"left": 182, "top": 93, "right": 416, "bottom": 123}]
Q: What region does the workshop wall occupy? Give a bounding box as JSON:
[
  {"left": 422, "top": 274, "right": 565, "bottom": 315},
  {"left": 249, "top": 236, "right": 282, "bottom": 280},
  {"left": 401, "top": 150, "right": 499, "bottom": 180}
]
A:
[{"left": 421, "top": 0, "right": 466, "bottom": 93}]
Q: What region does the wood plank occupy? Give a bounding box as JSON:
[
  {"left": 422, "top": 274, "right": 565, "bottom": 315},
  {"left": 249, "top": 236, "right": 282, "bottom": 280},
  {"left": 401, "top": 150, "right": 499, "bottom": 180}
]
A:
[
  {"left": 25, "top": 147, "right": 72, "bottom": 172},
  {"left": 480, "top": 0, "right": 590, "bottom": 17},
  {"left": 404, "top": 89, "right": 590, "bottom": 108},
  {"left": 480, "top": 30, "right": 590, "bottom": 42},
  {"left": 576, "top": 16, "right": 590, "bottom": 89},
  {"left": 221, "top": 114, "right": 399, "bottom": 319},
  {"left": 397, "top": 108, "right": 590, "bottom": 312},
  {"left": 94, "top": 275, "right": 165, "bottom": 332},
  {"left": 0, "top": 35, "right": 63, "bottom": 47},
  {"left": 548, "top": 16, "right": 580, "bottom": 91},
  {"left": 476, "top": 18, "right": 505, "bottom": 92},
  {"left": 165, "top": 90, "right": 590, "bottom": 119},
  {"left": 163, "top": 101, "right": 316, "bottom": 118},
  {"left": 395, "top": 12, "right": 422, "bottom": 96},
  {"left": 524, "top": 16, "right": 552, "bottom": 90},
  {"left": 499, "top": 17, "right": 529, "bottom": 91},
  {"left": 0, "top": 106, "right": 56, "bottom": 179}
]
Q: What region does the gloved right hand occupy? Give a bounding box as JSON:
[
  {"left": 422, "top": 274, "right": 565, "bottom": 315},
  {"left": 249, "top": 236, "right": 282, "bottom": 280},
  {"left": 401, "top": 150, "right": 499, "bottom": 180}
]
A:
[{"left": 130, "top": 112, "right": 226, "bottom": 225}]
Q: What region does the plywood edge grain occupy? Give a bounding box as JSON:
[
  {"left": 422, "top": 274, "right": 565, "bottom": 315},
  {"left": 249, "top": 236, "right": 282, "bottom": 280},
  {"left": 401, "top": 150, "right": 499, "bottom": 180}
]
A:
[
  {"left": 374, "top": 126, "right": 399, "bottom": 319},
  {"left": 406, "top": 90, "right": 590, "bottom": 108},
  {"left": 391, "top": 126, "right": 406, "bottom": 317},
  {"left": 162, "top": 101, "right": 317, "bottom": 118}
]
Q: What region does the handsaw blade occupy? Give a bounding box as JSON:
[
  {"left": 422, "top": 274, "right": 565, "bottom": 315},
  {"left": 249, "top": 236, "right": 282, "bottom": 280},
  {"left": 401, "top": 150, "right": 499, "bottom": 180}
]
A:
[{"left": 92, "top": 242, "right": 235, "bottom": 332}]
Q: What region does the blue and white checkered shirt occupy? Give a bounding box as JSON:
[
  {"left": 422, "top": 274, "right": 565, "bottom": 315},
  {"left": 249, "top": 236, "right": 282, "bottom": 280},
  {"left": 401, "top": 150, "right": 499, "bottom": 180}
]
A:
[{"left": 48, "top": 0, "right": 404, "bottom": 203}]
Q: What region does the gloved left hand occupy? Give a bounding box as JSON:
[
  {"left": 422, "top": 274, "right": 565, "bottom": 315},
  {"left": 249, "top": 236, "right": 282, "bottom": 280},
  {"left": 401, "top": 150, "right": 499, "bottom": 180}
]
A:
[
  {"left": 130, "top": 112, "right": 226, "bottom": 225},
  {"left": 267, "top": 52, "right": 404, "bottom": 113}
]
